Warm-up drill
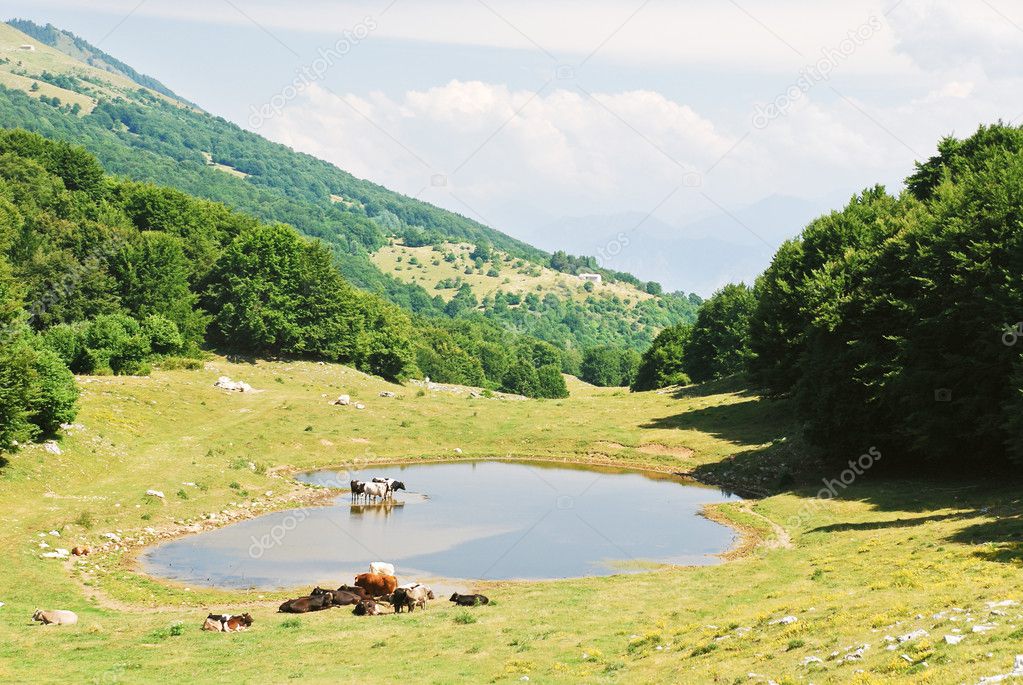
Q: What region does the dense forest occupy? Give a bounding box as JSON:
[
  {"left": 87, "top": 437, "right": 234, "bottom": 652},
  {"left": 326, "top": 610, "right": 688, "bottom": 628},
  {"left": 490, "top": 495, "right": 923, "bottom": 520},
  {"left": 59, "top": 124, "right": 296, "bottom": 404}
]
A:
[
  {"left": 0, "top": 18, "right": 702, "bottom": 359},
  {"left": 632, "top": 123, "right": 1023, "bottom": 468},
  {"left": 0, "top": 129, "right": 583, "bottom": 450}
]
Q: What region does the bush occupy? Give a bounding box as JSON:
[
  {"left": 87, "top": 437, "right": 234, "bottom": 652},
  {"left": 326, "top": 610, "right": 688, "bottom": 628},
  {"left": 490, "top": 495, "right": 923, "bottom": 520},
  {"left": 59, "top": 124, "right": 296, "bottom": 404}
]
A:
[
  {"left": 26, "top": 346, "right": 78, "bottom": 436},
  {"left": 632, "top": 324, "right": 692, "bottom": 391},
  {"left": 534, "top": 364, "right": 569, "bottom": 399},
  {"left": 142, "top": 315, "right": 183, "bottom": 354},
  {"left": 41, "top": 323, "right": 86, "bottom": 369}
]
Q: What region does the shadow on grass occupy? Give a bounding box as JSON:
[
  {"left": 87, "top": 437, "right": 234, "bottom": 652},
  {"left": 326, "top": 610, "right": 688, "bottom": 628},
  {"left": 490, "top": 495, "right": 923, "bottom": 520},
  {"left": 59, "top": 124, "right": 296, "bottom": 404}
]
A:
[{"left": 650, "top": 377, "right": 1023, "bottom": 564}]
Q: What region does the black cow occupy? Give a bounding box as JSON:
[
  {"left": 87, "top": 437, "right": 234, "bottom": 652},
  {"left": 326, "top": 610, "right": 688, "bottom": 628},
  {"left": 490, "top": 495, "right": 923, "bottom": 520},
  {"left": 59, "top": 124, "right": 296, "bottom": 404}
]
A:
[{"left": 449, "top": 593, "right": 489, "bottom": 606}]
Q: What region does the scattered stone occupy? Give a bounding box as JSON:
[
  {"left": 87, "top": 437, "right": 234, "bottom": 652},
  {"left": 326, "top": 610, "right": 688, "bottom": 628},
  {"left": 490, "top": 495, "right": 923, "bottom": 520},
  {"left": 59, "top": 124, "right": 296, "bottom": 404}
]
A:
[
  {"left": 48, "top": 530, "right": 60, "bottom": 537},
  {"left": 454, "top": 448, "right": 463, "bottom": 454},
  {"left": 332, "top": 395, "right": 351, "bottom": 406},
  {"left": 978, "top": 655, "right": 1023, "bottom": 684},
  {"left": 897, "top": 629, "right": 928, "bottom": 643},
  {"left": 945, "top": 635, "right": 965, "bottom": 645},
  {"left": 973, "top": 624, "right": 997, "bottom": 633},
  {"left": 101, "top": 532, "right": 121, "bottom": 542},
  {"left": 40, "top": 549, "right": 69, "bottom": 559},
  {"left": 182, "top": 482, "right": 197, "bottom": 487},
  {"left": 146, "top": 489, "right": 165, "bottom": 499},
  {"left": 379, "top": 391, "right": 396, "bottom": 398},
  {"left": 214, "top": 376, "right": 253, "bottom": 393},
  {"left": 800, "top": 656, "right": 823, "bottom": 666},
  {"left": 988, "top": 600, "right": 1020, "bottom": 609},
  {"left": 43, "top": 441, "right": 62, "bottom": 455},
  {"left": 38, "top": 542, "right": 49, "bottom": 549},
  {"left": 770, "top": 616, "right": 798, "bottom": 625},
  {"left": 355, "top": 403, "right": 365, "bottom": 410}
]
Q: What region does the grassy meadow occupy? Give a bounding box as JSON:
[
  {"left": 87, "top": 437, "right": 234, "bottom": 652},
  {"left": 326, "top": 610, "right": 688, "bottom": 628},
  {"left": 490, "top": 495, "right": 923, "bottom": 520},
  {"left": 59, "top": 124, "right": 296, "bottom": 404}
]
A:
[
  {"left": 371, "top": 241, "right": 655, "bottom": 306},
  {"left": 1, "top": 359, "right": 1021, "bottom": 684}
]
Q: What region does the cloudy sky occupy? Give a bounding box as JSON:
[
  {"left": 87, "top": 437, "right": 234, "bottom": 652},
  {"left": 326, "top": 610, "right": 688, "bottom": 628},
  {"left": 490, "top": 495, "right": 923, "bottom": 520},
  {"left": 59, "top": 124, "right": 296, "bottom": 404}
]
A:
[{"left": 6, "top": 1, "right": 1023, "bottom": 292}]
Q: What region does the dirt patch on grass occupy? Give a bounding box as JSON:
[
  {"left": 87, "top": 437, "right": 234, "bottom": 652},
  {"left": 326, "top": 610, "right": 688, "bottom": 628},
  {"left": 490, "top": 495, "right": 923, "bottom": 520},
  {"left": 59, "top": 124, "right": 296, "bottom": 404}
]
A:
[
  {"left": 637, "top": 443, "right": 695, "bottom": 459},
  {"left": 704, "top": 501, "right": 793, "bottom": 560}
]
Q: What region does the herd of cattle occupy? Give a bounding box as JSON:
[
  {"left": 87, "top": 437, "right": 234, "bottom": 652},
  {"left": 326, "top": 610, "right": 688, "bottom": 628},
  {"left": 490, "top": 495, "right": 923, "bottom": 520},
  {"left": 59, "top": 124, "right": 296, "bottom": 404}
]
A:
[
  {"left": 272, "top": 561, "right": 489, "bottom": 621},
  {"left": 199, "top": 560, "right": 489, "bottom": 632},
  {"left": 349, "top": 477, "right": 406, "bottom": 503}
]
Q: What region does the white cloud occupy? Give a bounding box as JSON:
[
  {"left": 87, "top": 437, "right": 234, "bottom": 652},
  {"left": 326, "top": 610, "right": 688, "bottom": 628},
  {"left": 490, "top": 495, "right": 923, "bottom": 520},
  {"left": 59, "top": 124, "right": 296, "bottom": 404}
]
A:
[{"left": 260, "top": 81, "right": 735, "bottom": 221}]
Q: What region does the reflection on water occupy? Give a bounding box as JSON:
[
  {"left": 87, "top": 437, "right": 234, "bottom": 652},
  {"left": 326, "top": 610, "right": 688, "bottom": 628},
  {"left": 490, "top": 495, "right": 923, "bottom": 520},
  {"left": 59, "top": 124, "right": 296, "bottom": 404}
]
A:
[{"left": 141, "top": 460, "right": 740, "bottom": 589}]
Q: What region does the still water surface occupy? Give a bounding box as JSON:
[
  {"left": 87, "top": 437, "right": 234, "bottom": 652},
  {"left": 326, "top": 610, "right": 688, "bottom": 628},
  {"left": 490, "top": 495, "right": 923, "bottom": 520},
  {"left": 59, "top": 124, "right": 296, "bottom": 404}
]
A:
[{"left": 141, "top": 460, "right": 740, "bottom": 588}]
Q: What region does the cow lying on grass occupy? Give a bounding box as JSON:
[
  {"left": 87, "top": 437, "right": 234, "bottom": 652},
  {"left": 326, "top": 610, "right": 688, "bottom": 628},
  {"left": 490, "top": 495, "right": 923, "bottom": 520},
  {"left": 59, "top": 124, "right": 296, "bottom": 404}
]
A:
[
  {"left": 449, "top": 593, "right": 489, "bottom": 606},
  {"left": 353, "top": 600, "right": 381, "bottom": 616},
  {"left": 310, "top": 587, "right": 362, "bottom": 607},
  {"left": 32, "top": 609, "right": 77, "bottom": 626},
  {"left": 202, "top": 613, "right": 253, "bottom": 632},
  {"left": 278, "top": 594, "right": 332, "bottom": 613}
]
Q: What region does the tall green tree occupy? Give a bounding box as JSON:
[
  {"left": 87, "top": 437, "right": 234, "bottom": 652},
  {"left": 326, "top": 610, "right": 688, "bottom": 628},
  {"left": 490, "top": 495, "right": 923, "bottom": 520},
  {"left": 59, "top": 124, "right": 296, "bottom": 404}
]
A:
[
  {"left": 631, "top": 323, "right": 691, "bottom": 391},
  {"left": 684, "top": 284, "right": 755, "bottom": 383}
]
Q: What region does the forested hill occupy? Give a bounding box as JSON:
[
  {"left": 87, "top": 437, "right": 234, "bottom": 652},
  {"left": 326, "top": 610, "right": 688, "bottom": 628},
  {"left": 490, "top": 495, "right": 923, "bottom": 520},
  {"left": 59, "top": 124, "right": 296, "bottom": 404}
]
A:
[{"left": 0, "top": 19, "right": 701, "bottom": 360}]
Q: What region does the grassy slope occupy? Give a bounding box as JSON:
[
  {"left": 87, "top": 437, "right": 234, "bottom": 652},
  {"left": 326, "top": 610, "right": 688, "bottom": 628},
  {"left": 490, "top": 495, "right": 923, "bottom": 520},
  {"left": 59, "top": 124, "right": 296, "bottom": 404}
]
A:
[
  {"left": 373, "top": 241, "right": 655, "bottom": 307},
  {"left": 0, "top": 23, "right": 179, "bottom": 109},
  {"left": 1, "top": 361, "right": 1021, "bottom": 683}
]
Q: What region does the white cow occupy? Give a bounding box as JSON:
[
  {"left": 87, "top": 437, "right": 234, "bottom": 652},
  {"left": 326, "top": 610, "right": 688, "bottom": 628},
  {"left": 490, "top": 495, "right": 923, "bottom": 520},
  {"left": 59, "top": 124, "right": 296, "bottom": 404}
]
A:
[
  {"left": 33, "top": 609, "right": 78, "bottom": 626},
  {"left": 370, "top": 561, "right": 395, "bottom": 576}
]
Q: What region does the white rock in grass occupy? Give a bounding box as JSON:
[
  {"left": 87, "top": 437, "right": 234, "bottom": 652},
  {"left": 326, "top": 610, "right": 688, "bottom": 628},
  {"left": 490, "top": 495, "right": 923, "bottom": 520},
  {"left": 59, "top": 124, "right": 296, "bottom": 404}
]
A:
[
  {"left": 454, "top": 448, "right": 463, "bottom": 454},
  {"left": 355, "top": 403, "right": 365, "bottom": 410},
  {"left": 973, "top": 623, "right": 997, "bottom": 633},
  {"left": 800, "top": 656, "right": 823, "bottom": 666},
  {"left": 332, "top": 395, "right": 351, "bottom": 406},
  {"left": 146, "top": 489, "right": 165, "bottom": 499},
  {"left": 897, "top": 629, "right": 928, "bottom": 643},
  {"left": 987, "top": 600, "right": 1019, "bottom": 609},
  {"left": 770, "top": 616, "right": 798, "bottom": 625},
  {"left": 978, "top": 655, "right": 1023, "bottom": 684},
  {"left": 43, "top": 441, "right": 62, "bottom": 455},
  {"left": 945, "top": 635, "right": 965, "bottom": 645}
]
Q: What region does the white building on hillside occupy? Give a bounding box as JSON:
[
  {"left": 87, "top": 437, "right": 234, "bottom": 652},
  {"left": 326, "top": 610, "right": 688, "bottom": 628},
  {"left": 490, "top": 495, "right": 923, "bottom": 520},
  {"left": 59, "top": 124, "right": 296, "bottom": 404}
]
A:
[{"left": 578, "top": 273, "right": 602, "bottom": 284}]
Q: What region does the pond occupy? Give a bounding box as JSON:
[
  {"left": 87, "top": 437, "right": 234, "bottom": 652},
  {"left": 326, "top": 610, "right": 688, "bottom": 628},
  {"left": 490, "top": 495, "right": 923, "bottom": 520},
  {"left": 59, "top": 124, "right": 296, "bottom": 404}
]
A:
[{"left": 140, "top": 460, "right": 740, "bottom": 589}]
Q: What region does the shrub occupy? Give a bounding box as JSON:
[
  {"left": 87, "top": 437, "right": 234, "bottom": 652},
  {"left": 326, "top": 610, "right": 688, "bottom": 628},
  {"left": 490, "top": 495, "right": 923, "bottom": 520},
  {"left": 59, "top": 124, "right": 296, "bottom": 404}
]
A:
[
  {"left": 26, "top": 346, "right": 78, "bottom": 436},
  {"left": 142, "top": 315, "right": 183, "bottom": 354}
]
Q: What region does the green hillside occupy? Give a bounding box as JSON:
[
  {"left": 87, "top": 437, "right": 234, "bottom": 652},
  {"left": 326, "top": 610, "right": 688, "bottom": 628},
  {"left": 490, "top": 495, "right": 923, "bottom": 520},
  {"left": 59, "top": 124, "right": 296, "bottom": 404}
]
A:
[{"left": 0, "top": 19, "right": 700, "bottom": 359}]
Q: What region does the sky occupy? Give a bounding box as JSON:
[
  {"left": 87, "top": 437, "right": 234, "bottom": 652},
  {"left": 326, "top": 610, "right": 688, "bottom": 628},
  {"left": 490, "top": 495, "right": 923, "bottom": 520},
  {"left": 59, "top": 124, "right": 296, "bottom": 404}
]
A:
[{"left": 4, "top": 0, "right": 1023, "bottom": 293}]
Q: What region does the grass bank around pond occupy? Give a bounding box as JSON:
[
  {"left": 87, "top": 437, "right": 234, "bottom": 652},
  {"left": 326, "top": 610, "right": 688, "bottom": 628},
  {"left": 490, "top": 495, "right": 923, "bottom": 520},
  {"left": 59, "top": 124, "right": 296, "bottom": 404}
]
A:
[{"left": 1, "top": 358, "right": 1021, "bottom": 684}]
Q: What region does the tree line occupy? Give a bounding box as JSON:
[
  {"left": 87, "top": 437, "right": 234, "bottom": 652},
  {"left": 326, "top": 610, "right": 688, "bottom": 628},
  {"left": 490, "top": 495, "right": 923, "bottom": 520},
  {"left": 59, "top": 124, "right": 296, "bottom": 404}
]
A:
[
  {"left": 0, "top": 130, "right": 577, "bottom": 452},
  {"left": 631, "top": 123, "right": 1023, "bottom": 468}
]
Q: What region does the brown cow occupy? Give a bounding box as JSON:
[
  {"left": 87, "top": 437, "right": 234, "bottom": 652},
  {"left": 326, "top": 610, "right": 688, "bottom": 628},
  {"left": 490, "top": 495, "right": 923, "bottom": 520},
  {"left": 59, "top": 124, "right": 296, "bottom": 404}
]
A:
[
  {"left": 278, "top": 594, "right": 331, "bottom": 613},
  {"left": 336, "top": 584, "right": 371, "bottom": 600},
  {"left": 354, "top": 573, "right": 397, "bottom": 598}
]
